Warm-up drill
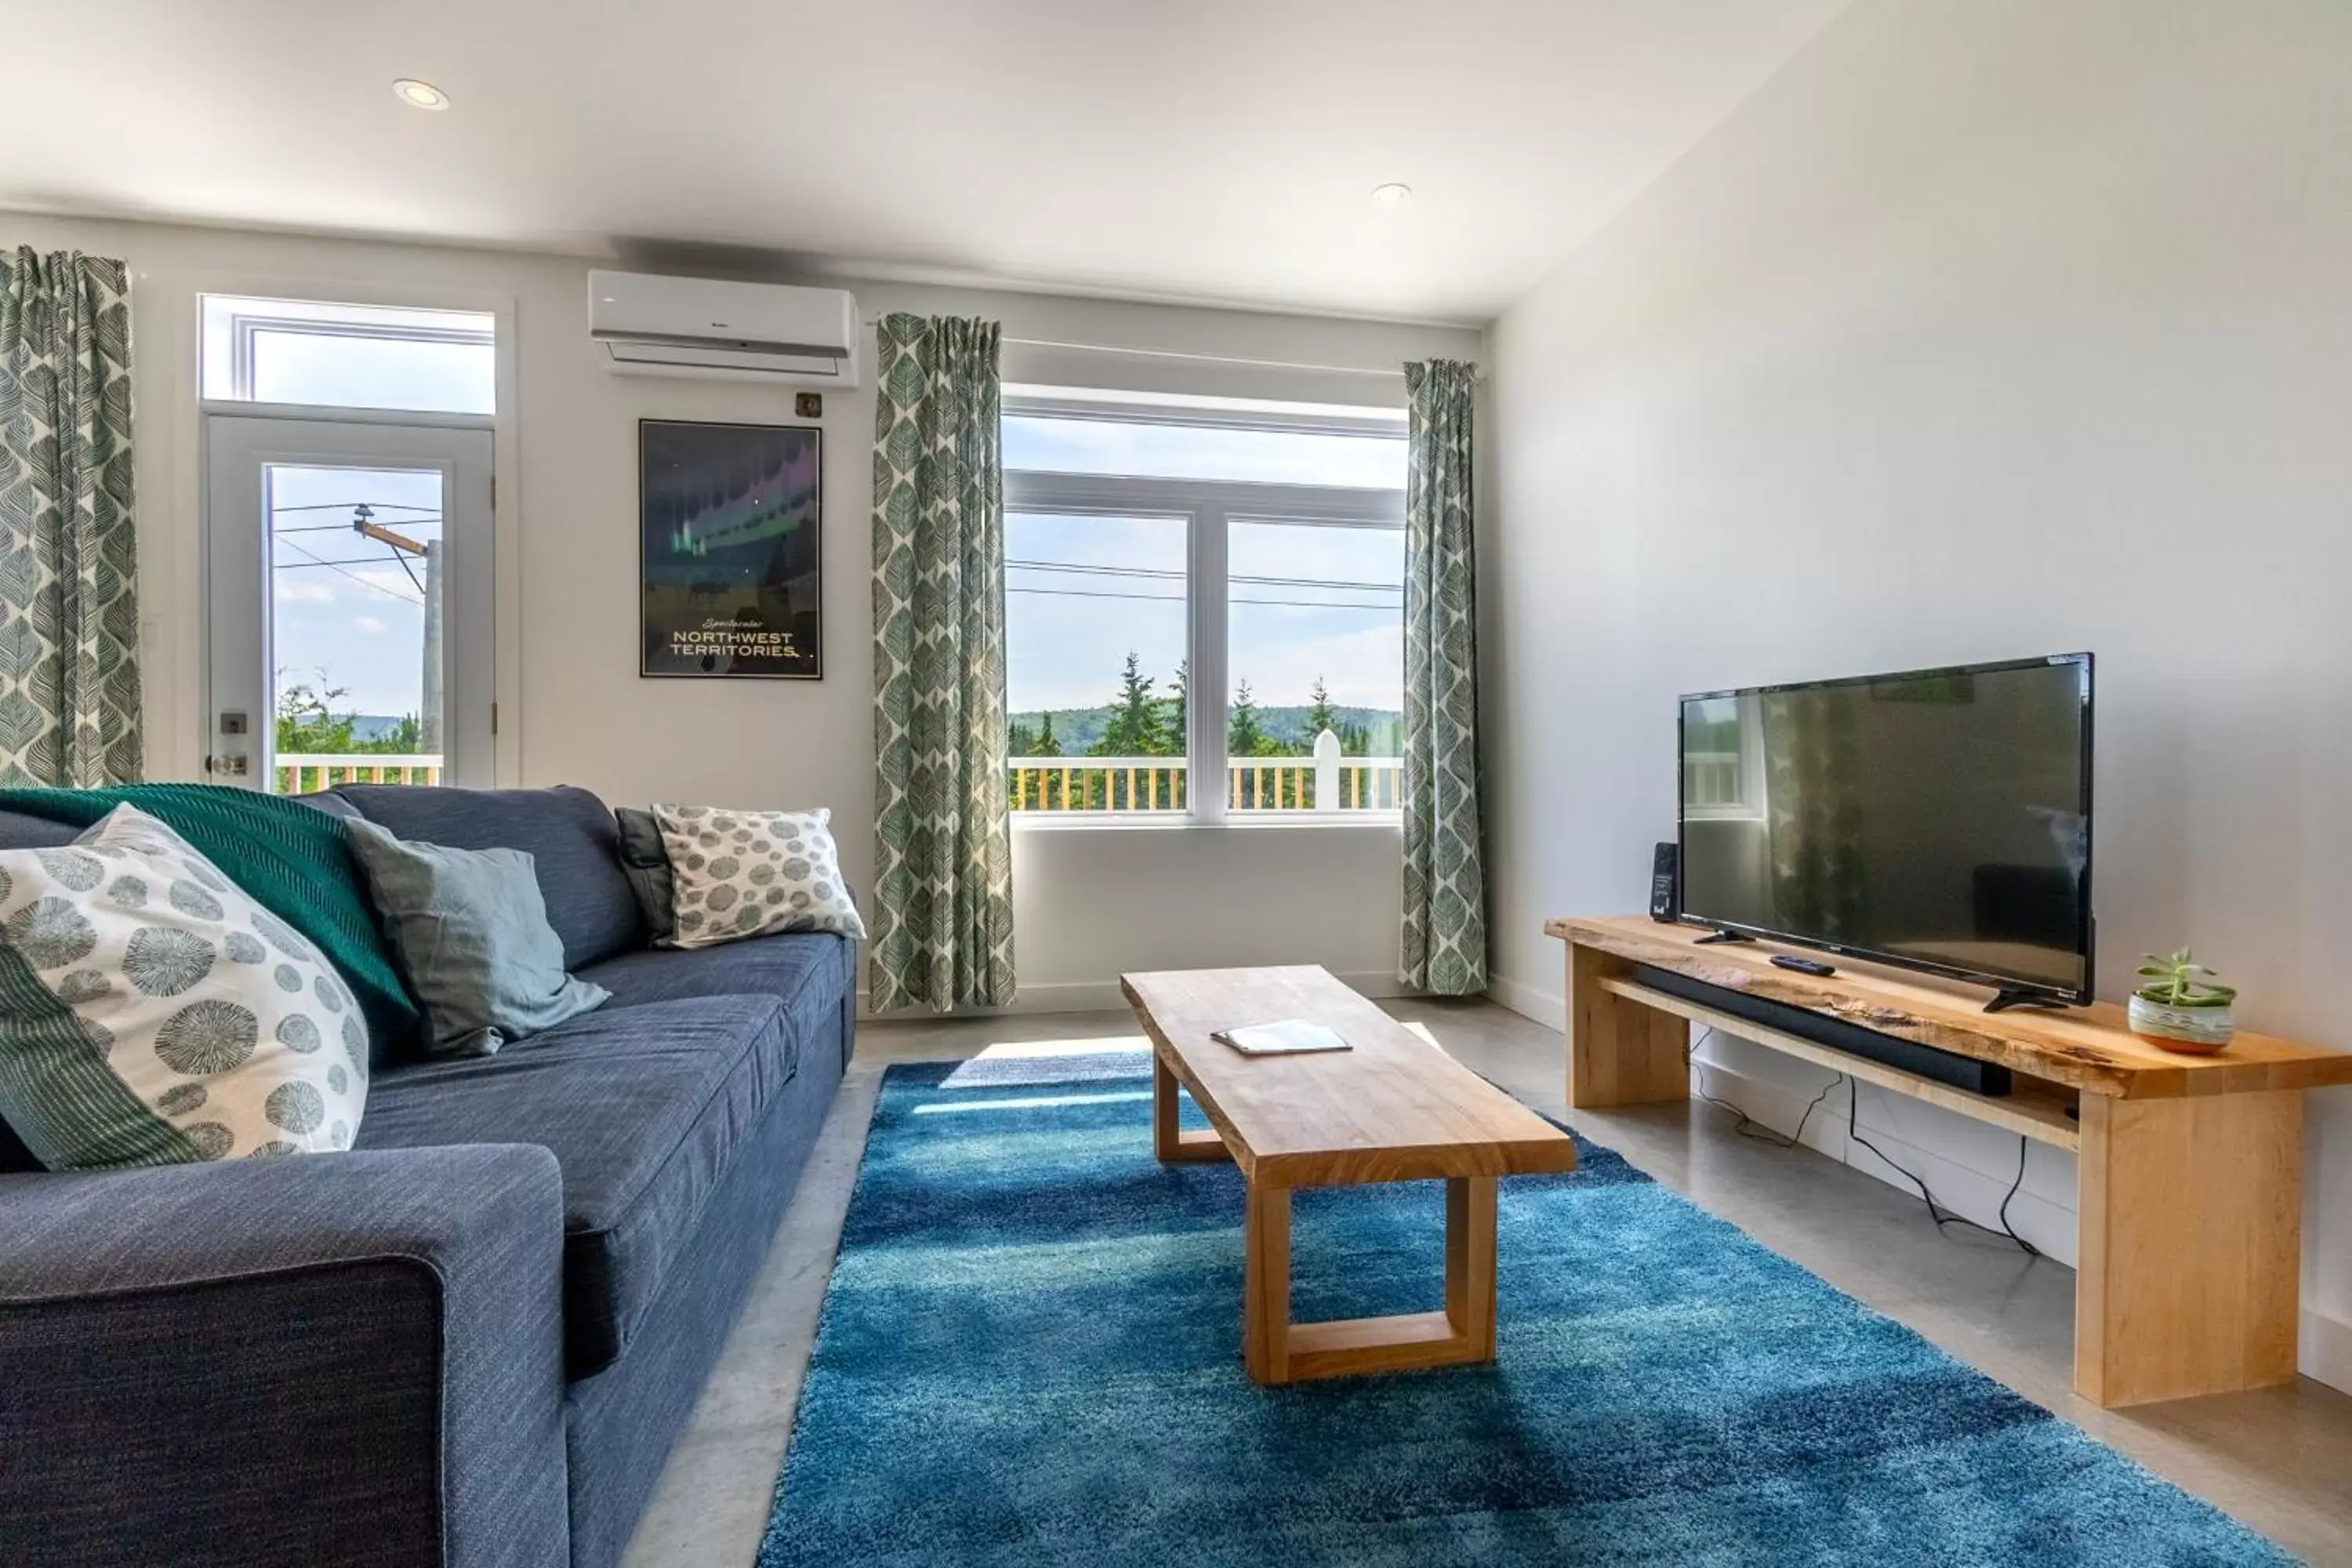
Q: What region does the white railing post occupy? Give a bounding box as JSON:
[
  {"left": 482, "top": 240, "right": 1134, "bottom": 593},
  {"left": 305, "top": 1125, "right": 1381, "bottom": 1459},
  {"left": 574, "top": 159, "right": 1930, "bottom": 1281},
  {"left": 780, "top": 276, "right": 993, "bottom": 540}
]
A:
[{"left": 1313, "top": 728, "right": 1341, "bottom": 811}]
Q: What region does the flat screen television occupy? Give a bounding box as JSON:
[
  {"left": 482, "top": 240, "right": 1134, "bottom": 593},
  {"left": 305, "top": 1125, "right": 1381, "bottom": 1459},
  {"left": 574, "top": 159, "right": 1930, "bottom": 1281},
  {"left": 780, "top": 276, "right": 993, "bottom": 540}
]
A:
[{"left": 1678, "top": 653, "right": 2093, "bottom": 1006}]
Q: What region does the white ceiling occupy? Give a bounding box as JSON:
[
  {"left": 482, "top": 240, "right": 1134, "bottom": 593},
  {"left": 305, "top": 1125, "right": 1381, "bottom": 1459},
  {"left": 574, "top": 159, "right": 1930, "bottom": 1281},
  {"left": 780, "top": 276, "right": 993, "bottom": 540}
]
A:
[{"left": 1, "top": 0, "right": 1847, "bottom": 323}]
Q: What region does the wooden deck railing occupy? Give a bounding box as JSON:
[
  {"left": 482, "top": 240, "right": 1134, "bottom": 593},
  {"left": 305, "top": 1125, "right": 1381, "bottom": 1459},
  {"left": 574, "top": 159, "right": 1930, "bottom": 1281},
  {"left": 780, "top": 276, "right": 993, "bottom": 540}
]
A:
[
  {"left": 274, "top": 753, "right": 445, "bottom": 794},
  {"left": 1008, "top": 730, "right": 1402, "bottom": 814}
]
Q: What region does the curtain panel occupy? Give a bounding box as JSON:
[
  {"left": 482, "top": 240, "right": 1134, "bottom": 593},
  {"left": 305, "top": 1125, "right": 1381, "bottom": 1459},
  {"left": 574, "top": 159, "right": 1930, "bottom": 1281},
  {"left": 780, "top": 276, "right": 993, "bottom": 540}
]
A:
[
  {"left": 0, "top": 248, "right": 141, "bottom": 786},
  {"left": 1399, "top": 358, "right": 1485, "bottom": 994},
  {"left": 868, "top": 313, "right": 1015, "bottom": 1011}
]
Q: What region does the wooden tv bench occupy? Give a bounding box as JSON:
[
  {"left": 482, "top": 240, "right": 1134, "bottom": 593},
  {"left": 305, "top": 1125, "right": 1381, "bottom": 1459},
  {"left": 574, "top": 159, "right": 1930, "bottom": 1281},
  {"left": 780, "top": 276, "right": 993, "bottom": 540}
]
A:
[{"left": 1547, "top": 914, "right": 2352, "bottom": 1408}]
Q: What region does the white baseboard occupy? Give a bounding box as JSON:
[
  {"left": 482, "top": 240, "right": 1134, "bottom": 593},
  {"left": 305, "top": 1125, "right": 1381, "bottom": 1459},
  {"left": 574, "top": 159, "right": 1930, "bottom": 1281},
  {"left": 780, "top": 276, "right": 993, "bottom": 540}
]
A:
[
  {"left": 859, "top": 968, "right": 1409, "bottom": 1021},
  {"left": 2302, "top": 1308, "right": 2352, "bottom": 1396},
  {"left": 1487, "top": 970, "right": 1564, "bottom": 1032}
]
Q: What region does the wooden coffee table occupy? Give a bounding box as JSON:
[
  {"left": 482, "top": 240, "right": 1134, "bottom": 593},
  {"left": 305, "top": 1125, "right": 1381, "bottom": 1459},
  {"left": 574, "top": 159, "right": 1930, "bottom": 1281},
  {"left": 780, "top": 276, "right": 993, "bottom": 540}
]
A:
[{"left": 1120, "top": 965, "right": 1579, "bottom": 1385}]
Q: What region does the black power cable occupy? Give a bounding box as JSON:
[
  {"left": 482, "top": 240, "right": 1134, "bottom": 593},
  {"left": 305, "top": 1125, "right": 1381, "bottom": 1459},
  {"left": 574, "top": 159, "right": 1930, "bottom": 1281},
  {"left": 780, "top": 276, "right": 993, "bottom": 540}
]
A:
[
  {"left": 1688, "top": 1026, "right": 2040, "bottom": 1258},
  {"left": 1844, "top": 1080, "right": 2040, "bottom": 1258}
]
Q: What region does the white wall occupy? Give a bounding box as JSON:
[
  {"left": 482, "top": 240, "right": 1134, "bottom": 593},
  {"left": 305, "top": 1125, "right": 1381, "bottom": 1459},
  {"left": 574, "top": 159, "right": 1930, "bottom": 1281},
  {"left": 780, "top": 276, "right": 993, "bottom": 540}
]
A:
[
  {"left": 0, "top": 210, "right": 1472, "bottom": 1011},
  {"left": 1483, "top": 0, "right": 2352, "bottom": 1389}
]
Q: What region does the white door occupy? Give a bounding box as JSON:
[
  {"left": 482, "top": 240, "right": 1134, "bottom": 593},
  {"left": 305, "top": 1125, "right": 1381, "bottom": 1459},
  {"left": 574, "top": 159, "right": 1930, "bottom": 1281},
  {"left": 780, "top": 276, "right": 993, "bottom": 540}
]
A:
[{"left": 204, "top": 414, "right": 494, "bottom": 790}]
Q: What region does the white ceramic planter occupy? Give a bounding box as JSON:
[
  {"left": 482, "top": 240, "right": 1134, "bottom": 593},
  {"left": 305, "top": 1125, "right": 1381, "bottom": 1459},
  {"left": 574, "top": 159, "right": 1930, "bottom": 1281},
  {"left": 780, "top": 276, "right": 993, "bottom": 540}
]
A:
[{"left": 2129, "top": 993, "right": 2235, "bottom": 1054}]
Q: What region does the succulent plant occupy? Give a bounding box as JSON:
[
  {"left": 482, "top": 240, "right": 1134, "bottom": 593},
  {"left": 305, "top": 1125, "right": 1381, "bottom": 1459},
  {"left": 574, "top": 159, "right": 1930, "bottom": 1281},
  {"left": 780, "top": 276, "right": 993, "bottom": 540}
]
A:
[{"left": 2133, "top": 948, "right": 2237, "bottom": 1009}]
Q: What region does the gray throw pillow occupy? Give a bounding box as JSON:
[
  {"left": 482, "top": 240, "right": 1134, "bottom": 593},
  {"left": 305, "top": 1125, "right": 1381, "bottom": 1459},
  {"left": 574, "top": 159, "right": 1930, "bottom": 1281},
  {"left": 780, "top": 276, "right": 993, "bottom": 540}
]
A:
[
  {"left": 346, "top": 818, "right": 609, "bottom": 1058},
  {"left": 612, "top": 807, "right": 676, "bottom": 946}
]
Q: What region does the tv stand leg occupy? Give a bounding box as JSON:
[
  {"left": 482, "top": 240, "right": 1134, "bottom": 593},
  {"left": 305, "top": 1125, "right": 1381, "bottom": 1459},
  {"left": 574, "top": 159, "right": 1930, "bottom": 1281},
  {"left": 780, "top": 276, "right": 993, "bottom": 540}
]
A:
[
  {"left": 1566, "top": 942, "right": 1690, "bottom": 1109},
  {"left": 2075, "top": 1091, "right": 2300, "bottom": 1406},
  {"left": 1692, "top": 928, "right": 1755, "bottom": 946},
  {"left": 1984, "top": 989, "right": 2043, "bottom": 1014}
]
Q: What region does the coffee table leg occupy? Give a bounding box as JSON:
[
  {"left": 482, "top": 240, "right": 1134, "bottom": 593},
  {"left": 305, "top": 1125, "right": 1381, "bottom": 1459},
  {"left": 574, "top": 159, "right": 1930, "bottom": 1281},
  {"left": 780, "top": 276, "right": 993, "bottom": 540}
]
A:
[
  {"left": 1152, "top": 1050, "right": 1231, "bottom": 1163},
  {"left": 1245, "top": 1180, "right": 1292, "bottom": 1385},
  {"left": 1446, "top": 1176, "right": 1498, "bottom": 1359}
]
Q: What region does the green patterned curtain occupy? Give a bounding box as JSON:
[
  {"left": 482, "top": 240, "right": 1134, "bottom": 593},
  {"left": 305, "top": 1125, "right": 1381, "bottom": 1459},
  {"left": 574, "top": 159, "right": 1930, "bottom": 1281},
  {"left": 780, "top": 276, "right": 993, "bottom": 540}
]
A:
[
  {"left": 869, "top": 314, "right": 1014, "bottom": 1011},
  {"left": 0, "top": 249, "right": 140, "bottom": 786},
  {"left": 1400, "top": 359, "right": 1485, "bottom": 994}
]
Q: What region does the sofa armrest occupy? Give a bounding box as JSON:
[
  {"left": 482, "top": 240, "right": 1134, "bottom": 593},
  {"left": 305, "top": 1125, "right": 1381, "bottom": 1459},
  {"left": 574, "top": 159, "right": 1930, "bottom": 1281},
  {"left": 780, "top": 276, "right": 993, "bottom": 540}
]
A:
[{"left": 0, "top": 1145, "right": 570, "bottom": 1568}]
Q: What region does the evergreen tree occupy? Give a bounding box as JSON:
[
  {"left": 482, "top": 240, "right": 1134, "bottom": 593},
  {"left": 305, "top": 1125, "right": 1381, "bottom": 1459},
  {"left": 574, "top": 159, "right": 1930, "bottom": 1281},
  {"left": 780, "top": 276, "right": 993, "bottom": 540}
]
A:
[
  {"left": 1160, "top": 660, "right": 1189, "bottom": 757},
  {"left": 1033, "top": 712, "right": 1061, "bottom": 756},
  {"left": 1305, "top": 676, "right": 1340, "bottom": 744},
  {"left": 1007, "top": 718, "right": 1036, "bottom": 757},
  {"left": 1228, "top": 678, "right": 1272, "bottom": 758},
  {"left": 1090, "top": 652, "right": 1164, "bottom": 758}
]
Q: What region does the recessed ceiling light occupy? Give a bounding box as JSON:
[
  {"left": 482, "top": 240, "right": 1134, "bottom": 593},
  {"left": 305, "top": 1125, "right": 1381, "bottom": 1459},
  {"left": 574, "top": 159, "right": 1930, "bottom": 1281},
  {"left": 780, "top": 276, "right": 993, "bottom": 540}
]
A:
[
  {"left": 1371, "top": 183, "right": 1413, "bottom": 205},
  {"left": 393, "top": 78, "right": 450, "bottom": 111}
]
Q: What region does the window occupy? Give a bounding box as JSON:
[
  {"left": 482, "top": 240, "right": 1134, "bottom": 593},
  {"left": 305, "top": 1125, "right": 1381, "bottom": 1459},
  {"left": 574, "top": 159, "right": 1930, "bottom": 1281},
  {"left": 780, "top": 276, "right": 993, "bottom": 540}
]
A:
[
  {"left": 201, "top": 296, "right": 495, "bottom": 415},
  {"left": 1681, "top": 695, "right": 1767, "bottom": 820},
  {"left": 1003, "top": 399, "right": 1406, "bottom": 822}
]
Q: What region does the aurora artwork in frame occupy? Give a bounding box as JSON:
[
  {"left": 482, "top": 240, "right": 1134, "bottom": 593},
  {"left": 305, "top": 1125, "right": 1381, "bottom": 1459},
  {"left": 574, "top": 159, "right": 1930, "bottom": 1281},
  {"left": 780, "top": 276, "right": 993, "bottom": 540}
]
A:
[{"left": 640, "top": 419, "right": 822, "bottom": 679}]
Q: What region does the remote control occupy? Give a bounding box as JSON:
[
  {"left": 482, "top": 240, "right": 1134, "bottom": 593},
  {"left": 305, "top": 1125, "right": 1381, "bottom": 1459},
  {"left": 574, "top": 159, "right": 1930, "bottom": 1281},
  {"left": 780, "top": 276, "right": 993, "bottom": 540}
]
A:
[{"left": 1771, "top": 955, "right": 1838, "bottom": 977}]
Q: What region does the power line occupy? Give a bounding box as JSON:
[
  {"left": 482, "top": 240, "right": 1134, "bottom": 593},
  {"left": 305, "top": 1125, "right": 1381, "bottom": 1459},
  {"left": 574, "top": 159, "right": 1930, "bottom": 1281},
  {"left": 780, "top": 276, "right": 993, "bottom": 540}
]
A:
[
  {"left": 1008, "top": 586, "right": 1396, "bottom": 610},
  {"left": 1007, "top": 557, "right": 1400, "bottom": 593},
  {"left": 272, "top": 538, "right": 423, "bottom": 606},
  {"left": 272, "top": 520, "right": 441, "bottom": 535},
  {"left": 270, "top": 501, "right": 441, "bottom": 514}
]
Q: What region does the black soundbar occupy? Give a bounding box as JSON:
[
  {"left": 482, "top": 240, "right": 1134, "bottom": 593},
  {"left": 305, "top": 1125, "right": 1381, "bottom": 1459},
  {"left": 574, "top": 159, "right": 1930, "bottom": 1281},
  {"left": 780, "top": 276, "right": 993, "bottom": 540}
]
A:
[{"left": 1633, "top": 963, "right": 2013, "bottom": 1098}]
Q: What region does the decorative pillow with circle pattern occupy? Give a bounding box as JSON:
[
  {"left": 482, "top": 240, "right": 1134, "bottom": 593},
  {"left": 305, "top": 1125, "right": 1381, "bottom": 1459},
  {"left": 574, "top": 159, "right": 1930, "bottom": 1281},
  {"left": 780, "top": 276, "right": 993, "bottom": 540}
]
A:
[
  {"left": 651, "top": 804, "right": 866, "bottom": 950},
  {"left": 0, "top": 804, "right": 368, "bottom": 1170}
]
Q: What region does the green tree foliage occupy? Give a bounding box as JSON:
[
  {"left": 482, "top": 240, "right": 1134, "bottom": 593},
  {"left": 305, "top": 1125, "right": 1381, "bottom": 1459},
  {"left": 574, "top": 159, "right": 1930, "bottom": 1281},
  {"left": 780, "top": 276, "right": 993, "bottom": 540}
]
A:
[
  {"left": 1007, "top": 718, "right": 1037, "bottom": 756},
  {"left": 276, "top": 681, "right": 358, "bottom": 754},
  {"left": 1090, "top": 652, "right": 1168, "bottom": 759},
  {"left": 1162, "top": 659, "right": 1188, "bottom": 754},
  {"left": 1033, "top": 712, "right": 1061, "bottom": 757},
  {"left": 1306, "top": 676, "right": 1339, "bottom": 742},
  {"left": 1228, "top": 678, "right": 1275, "bottom": 758},
  {"left": 274, "top": 674, "right": 425, "bottom": 757}
]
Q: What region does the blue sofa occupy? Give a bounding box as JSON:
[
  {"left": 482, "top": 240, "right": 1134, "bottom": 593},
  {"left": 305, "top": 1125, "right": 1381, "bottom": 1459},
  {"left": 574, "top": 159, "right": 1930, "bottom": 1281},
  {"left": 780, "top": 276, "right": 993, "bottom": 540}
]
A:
[{"left": 0, "top": 785, "right": 857, "bottom": 1568}]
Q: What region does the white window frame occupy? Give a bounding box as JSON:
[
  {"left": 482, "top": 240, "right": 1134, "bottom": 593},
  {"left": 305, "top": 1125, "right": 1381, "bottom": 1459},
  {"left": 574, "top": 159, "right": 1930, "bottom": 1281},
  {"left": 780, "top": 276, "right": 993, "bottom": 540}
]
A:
[
  {"left": 202, "top": 296, "right": 497, "bottom": 409},
  {"left": 1003, "top": 397, "right": 1406, "bottom": 829}
]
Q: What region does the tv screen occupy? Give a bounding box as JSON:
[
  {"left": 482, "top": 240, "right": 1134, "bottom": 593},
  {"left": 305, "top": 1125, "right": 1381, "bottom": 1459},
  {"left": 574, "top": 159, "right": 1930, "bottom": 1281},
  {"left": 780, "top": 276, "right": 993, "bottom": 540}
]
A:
[{"left": 1679, "top": 654, "right": 2092, "bottom": 1001}]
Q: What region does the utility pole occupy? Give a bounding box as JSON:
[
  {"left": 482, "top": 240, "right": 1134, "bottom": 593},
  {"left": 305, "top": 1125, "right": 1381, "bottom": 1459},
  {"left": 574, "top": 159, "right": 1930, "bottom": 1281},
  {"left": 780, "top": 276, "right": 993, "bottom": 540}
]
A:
[{"left": 351, "top": 507, "right": 441, "bottom": 753}]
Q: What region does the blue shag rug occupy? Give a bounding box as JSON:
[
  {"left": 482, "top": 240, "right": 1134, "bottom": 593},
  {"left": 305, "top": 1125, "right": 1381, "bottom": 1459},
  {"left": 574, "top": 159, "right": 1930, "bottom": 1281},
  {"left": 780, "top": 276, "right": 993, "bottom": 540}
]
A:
[{"left": 757, "top": 1046, "right": 2292, "bottom": 1566}]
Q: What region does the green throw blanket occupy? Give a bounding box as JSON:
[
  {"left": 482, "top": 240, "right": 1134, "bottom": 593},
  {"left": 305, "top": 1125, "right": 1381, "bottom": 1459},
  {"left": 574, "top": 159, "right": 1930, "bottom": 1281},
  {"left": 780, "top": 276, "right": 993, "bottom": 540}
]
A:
[{"left": 0, "top": 784, "right": 422, "bottom": 1055}]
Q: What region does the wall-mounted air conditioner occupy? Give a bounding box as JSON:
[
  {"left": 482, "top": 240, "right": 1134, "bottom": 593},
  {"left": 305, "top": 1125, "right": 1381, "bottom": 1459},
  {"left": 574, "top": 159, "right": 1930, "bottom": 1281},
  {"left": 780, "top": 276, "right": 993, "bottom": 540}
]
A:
[{"left": 589, "top": 270, "right": 860, "bottom": 387}]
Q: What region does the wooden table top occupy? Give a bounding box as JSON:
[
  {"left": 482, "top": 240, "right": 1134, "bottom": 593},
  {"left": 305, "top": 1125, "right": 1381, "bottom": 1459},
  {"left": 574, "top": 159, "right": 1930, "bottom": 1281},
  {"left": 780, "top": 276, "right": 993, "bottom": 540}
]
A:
[
  {"left": 1120, "top": 965, "right": 1579, "bottom": 1188},
  {"left": 1550, "top": 914, "right": 2352, "bottom": 1100}
]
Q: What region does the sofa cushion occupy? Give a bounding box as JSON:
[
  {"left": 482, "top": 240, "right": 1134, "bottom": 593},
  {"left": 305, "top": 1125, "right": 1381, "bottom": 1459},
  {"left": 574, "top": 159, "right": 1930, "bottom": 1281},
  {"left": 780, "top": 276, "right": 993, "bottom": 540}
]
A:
[
  {"left": 356, "top": 993, "right": 796, "bottom": 1374},
  {"left": 0, "top": 808, "right": 82, "bottom": 851},
  {"left": 0, "top": 804, "right": 371, "bottom": 1169},
  {"left": 332, "top": 785, "right": 643, "bottom": 970},
  {"left": 0, "top": 817, "right": 84, "bottom": 1171},
  {"left": 575, "top": 929, "right": 852, "bottom": 1023},
  {"left": 611, "top": 807, "right": 676, "bottom": 946},
  {"left": 347, "top": 818, "right": 610, "bottom": 1058}
]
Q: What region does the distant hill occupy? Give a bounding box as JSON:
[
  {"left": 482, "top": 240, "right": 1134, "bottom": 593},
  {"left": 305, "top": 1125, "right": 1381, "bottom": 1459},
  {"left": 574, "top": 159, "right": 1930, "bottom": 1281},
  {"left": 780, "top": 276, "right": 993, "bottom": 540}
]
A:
[
  {"left": 1010, "top": 705, "right": 1400, "bottom": 757},
  {"left": 349, "top": 715, "right": 416, "bottom": 743}
]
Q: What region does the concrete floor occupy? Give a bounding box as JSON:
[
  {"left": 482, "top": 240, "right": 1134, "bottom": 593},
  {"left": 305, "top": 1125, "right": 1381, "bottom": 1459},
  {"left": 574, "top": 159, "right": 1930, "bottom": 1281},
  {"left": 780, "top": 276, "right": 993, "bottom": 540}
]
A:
[{"left": 620, "top": 1000, "right": 2352, "bottom": 1568}]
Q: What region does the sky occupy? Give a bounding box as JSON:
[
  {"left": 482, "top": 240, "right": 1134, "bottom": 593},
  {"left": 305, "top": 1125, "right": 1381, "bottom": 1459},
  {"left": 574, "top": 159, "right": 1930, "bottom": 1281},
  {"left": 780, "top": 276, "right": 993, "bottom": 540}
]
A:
[
  {"left": 268, "top": 465, "right": 442, "bottom": 724},
  {"left": 1000, "top": 416, "right": 1406, "bottom": 717},
  {"left": 224, "top": 321, "right": 1408, "bottom": 741}
]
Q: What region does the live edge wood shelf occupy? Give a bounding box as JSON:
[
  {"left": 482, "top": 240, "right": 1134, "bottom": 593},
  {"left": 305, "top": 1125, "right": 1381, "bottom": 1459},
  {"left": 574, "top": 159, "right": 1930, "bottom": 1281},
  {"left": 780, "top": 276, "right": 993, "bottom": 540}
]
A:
[{"left": 1547, "top": 915, "right": 2352, "bottom": 1409}]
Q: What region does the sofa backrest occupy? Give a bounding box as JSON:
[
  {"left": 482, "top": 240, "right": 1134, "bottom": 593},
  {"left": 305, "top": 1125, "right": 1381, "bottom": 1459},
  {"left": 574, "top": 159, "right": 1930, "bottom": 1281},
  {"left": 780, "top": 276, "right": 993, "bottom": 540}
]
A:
[{"left": 330, "top": 784, "right": 645, "bottom": 969}]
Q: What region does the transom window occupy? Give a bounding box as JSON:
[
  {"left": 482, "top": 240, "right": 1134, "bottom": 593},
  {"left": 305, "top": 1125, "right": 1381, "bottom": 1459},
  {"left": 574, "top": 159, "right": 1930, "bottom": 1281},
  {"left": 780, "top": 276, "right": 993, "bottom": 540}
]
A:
[
  {"left": 1003, "top": 397, "right": 1406, "bottom": 822},
  {"left": 201, "top": 295, "right": 495, "bottom": 415}
]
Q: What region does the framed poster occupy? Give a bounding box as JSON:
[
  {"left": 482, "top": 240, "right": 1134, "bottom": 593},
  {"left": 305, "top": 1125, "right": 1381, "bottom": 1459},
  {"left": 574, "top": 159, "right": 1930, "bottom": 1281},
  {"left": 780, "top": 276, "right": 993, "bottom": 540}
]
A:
[{"left": 640, "top": 419, "right": 823, "bottom": 679}]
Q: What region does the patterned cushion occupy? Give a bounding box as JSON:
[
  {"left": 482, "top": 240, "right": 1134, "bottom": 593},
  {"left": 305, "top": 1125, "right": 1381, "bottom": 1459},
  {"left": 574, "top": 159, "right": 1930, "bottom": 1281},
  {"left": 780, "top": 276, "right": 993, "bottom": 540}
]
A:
[
  {"left": 0, "top": 804, "right": 367, "bottom": 1168},
  {"left": 651, "top": 805, "right": 866, "bottom": 950}
]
